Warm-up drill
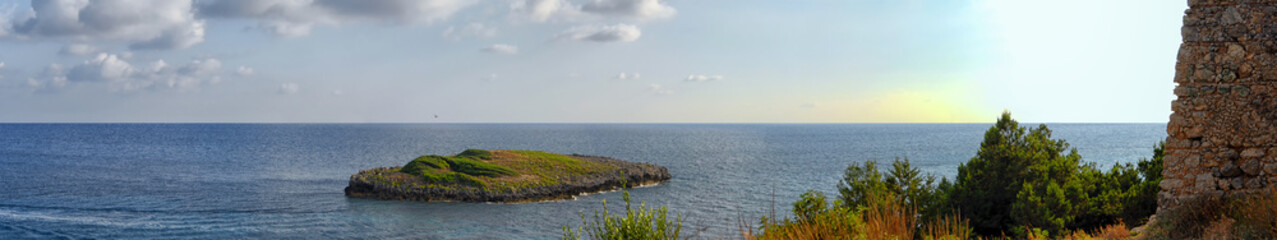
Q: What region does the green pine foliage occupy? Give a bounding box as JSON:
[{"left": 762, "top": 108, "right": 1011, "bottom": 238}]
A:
[
  {"left": 947, "top": 111, "right": 1162, "bottom": 237},
  {"left": 837, "top": 157, "right": 945, "bottom": 222}
]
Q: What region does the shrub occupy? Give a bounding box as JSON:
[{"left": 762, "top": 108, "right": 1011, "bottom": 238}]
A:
[
  {"left": 562, "top": 179, "right": 682, "bottom": 240},
  {"left": 446, "top": 157, "right": 517, "bottom": 177},
  {"left": 1229, "top": 188, "right": 1277, "bottom": 239},
  {"left": 838, "top": 157, "right": 945, "bottom": 223},
  {"left": 746, "top": 189, "right": 968, "bottom": 240},
  {"left": 792, "top": 190, "right": 830, "bottom": 223},
  {"left": 457, "top": 149, "right": 494, "bottom": 160},
  {"left": 747, "top": 190, "right": 863, "bottom": 240}
]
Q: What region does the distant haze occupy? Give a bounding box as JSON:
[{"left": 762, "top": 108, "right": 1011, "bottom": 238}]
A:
[{"left": 0, "top": 0, "right": 1185, "bottom": 123}]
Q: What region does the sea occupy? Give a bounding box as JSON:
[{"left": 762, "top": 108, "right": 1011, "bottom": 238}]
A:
[{"left": 0, "top": 123, "right": 1166, "bottom": 239}]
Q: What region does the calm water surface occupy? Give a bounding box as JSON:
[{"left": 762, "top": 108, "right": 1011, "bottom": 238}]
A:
[{"left": 0, "top": 123, "right": 1165, "bottom": 239}]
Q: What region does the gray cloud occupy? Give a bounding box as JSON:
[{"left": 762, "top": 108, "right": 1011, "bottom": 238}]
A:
[
  {"left": 32, "top": 53, "right": 229, "bottom": 92},
  {"left": 9, "top": 0, "right": 206, "bottom": 50},
  {"left": 480, "top": 44, "right": 519, "bottom": 55},
  {"left": 195, "top": 0, "right": 475, "bottom": 37},
  {"left": 556, "top": 24, "right": 640, "bottom": 42}
]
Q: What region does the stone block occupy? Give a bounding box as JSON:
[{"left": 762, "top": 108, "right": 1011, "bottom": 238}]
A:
[
  {"left": 1221, "top": 164, "right": 1243, "bottom": 177},
  {"left": 1242, "top": 148, "right": 1265, "bottom": 158},
  {"left": 1246, "top": 178, "right": 1264, "bottom": 189},
  {"left": 1242, "top": 159, "right": 1263, "bottom": 175}
]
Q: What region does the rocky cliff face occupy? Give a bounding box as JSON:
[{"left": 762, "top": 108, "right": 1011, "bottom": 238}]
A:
[{"left": 1162, "top": 0, "right": 1277, "bottom": 212}]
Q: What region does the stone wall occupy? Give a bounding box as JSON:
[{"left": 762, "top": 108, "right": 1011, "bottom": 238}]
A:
[{"left": 1161, "top": 0, "right": 1277, "bottom": 211}]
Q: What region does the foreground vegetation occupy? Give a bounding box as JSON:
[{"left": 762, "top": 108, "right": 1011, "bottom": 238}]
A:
[
  {"left": 747, "top": 112, "right": 1167, "bottom": 239},
  {"left": 555, "top": 111, "right": 1277, "bottom": 239},
  {"left": 562, "top": 178, "right": 684, "bottom": 240}
]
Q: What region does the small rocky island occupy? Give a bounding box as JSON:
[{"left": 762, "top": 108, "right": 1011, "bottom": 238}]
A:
[{"left": 345, "top": 149, "right": 671, "bottom": 202}]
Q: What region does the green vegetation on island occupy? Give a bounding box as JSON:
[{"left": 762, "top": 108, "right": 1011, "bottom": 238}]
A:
[{"left": 345, "top": 149, "right": 671, "bottom": 202}]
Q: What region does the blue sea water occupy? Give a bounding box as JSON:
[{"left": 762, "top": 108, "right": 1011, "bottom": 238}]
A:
[{"left": 0, "top": 123, "right": 1166, "bottom": 239}]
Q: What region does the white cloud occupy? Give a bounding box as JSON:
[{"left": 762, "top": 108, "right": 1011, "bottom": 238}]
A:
[
  {"left": 9, "top": 0, "right": 206, "bottom": 50},
  {"left": 509, "top": 0, "right": 582, "bottom": 23},
  {"left": 442, "top": 22, "right": 496, "bottom": 40},
  {"left": 647, "top": 83, "right": 671, "bottom": 95},
  {"left": 614, "top": 72, "right": 639, "bottom": 79},
  {"left": 685, "top": 74, "right": 723, "bottom": 82},
  {"left": 510, "top": 0, "right": 674, "bottom": 22},
  {"left": 482, "top": 73, "right": 498, "bottom": 81},
  {"left": 581, "top": 0, "right": 675, "bottom": 20},
  {"left": 278, "top": 82, "right": 300, "bottom": 94},
  {"left": 480, "top": 44, "right": 519, "bottom": 54},
  {"left": 178, "top": 58, "right": 222, "bottom": 76},
  {"left": 0, "top": 61, "right": 4, "bottom": 68},
  {"left": 331, "top": 89, "right": 344, "bottom": 95},
  {"left": 235, "top": 66, "right": 255, "bottom": 76},
  {"left": 556, "top": 24, "right": 640, "bottom": 42},
  {"left": 59, "top": 43, "right": 98, "bottom": 56},
  {"left": 31, "top": 53, "right": 228, "bottom": 92},
  {"left": 26, "top": 64, "right": 68, "bottom": 91},
  {"left": 196, "top": 0, "right": 476, "bottom": 37}
]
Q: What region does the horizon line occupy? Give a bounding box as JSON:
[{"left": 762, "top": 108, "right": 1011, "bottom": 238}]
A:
[{"left": 0, "top": 121, "right": 1170, "bottom": 124}]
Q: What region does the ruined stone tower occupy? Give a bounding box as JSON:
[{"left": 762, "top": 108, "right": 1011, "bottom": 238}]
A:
[{"left": 1161, "top": 0, "right": 1277, "bottom": 211}]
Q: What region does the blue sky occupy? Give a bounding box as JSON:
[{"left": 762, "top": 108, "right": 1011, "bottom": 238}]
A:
[{"left": 0, "top": 0, "right": 1186, "bottom": 123}]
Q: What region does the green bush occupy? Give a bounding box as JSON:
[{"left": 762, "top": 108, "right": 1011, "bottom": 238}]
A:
[
  {"left": 793, "top": 190, "right": 831, "bottom": 223},
  {"left": 400, "top": 155, "right": 451, "bottom": 174},
  {"left": 457, "top": 149, "right": 494, "bottom": 160},
  {"left": 837, "top": 157, "right": 944, "bottom": 222},
  {"left": 562, "top": 179, "right": 682, "bottom": 240},
  {"left": 446, "top": 157, "right": 517, "bottom": 177}
]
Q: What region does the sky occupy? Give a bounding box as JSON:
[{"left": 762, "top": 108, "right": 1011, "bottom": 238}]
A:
[{"left": 0, "top": 0, "right": 1187, "bottom": 123}]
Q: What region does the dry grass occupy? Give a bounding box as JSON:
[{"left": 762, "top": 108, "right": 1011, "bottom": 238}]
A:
[
  {"left": 1140, "top": 188, "right": 1277, "bottom": 240},
  {"left": 740, "top": 210, "right": 861, "bottom": 240},
  {"left": 743, "top": 196, "right": 973, "bottom": 240},
  {"left": 1231, "top": 188, "right": 1277, "bottom": 238},
  {"left": 1090, "top": 223, "right": 1132, "bottom": 240},
  {"left": 862, "top": 197, "right": 915, "bottom": 240},
  {"left": 922, "top": 214, "right": 973, "bottom": 240}
]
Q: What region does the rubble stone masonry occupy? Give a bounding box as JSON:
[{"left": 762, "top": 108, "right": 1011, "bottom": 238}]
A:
[{"left": 1162, "top": 0, "right": 1277, "bottom": 212}]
